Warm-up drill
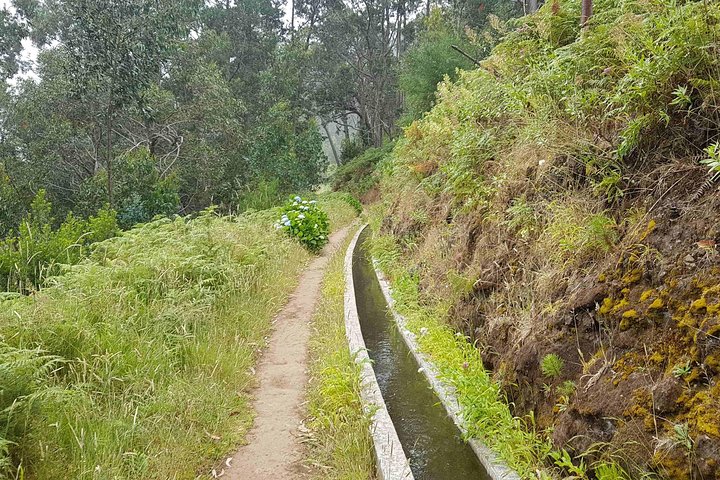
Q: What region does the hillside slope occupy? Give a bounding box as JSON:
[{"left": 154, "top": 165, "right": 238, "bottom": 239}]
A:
[{"left": 376, "top": 0, "right": 720, "bottom": 477}]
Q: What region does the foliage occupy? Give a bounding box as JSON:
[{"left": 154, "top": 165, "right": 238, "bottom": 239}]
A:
[
  {"left": 0, "top": 212, "right": 296, "bottom": 478},
  {"left": 701, "top": 142, "right": 720, "bottom": 175},
  {"left": 0, "top": 6, "right": 26, "bottom": 79},
  {"left": 398, "top": 9, "right": 474, "bottom": 121},
  {"left": 339, "top": 137, "right": 366, "bottom": 165},
  {"left": 339, "top": 194, "right": 363, "bottom": 215},
  {"left": 541, "top": 353, "right": 565, "bottom": 379},
  {"left": 277, "top": 196, "right": 330, "bottom": 253},
  {"left": 0, "top": 190, "right": 119, "bottom": 292},
  {"left": 0, "top": 344, "right": 59, "bottom": 477},
  {"left": 0, "top": 166, "right": 24, "bottom": 237},
  {"left": 243, "top": 103, "right": 327, "bottom": 195},
  {"left": 332, "top": 143, "right": 394, "bottom": 198},
  {"left": 305, "top": 230, "right": 374, "bottom": 478},
  {"left": 550, "top": 448, "right": 587, "bottom": 478},
  {"left": 77, "top": 148, "right": 180, "bottom": 229},
  {"left": 594, "top": 462, "right": 632, "bottom": 480}
]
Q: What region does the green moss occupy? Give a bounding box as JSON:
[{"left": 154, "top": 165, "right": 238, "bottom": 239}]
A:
[
  {"left": 620, "top": 309, "right": 639, "bottom": 330},
  {"left": 622, "top": 309, "right": 639, "bottom": 319},
  {"left": 691, "top": 297, "right": 707, "bottom": 313},
  {"left": 599, "top": 297, "right": 615, "bottom": 315},
  {"left": 621, "top": 268, "right": 643, "bottom": 286},
  {"left": 640, "top": 289, "right": 655, "bottom": 302},
  {"left": 648, "top": 298, "right": 664, "bottom": 310}
]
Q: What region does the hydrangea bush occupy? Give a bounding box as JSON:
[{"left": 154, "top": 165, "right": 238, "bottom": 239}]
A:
[{"left": 276, "top": 196, "right": 330, "bottom": 252}]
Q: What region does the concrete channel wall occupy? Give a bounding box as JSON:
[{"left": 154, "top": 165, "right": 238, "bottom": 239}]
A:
[
  {"left": 372, "top": 263, "right": 522, "bottom": 480},
  {"left": 343, "top": 225, "right": 414, "bottom": 480}
]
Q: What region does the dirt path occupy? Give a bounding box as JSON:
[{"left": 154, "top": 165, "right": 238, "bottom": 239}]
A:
[{"left": 221, "top": 225, "right": 353, "bottom": 480}]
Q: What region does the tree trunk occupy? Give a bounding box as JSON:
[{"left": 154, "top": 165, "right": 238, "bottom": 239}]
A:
[
  {"left": 581, "top": 0, "right": 593, "bottom": 30},
  {"left": 342, "top": 112, "right": 350, "bottom": 141},
  {"left": 528, "top": 0, "right": 538, "bottom": 13},
  {"left": 106, "top": 102, "right": 114, "bottom": 207},
  {"left": 321, "top": 121, "right": 340, "bottom": 165}
]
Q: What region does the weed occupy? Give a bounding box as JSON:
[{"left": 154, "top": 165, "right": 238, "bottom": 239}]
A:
[
  {"left": 550, "top": 448, "right": 587, "bottom": 479},
  {"left": 541, "top": 353, "right": 565, "bottom": 379},
  {"left": 700, "top": 142, "right": 720, "bottom": 175},
  {"left": 672, "top": 362, "right": 692, "bottom": 378},
  {"left": 593, "top": 461, "right": 632, "bottom": 480},
  {"left": 672, "top": 423, "right": 693, "bottom": 452},
  {"left": 558, "top": 380, "right": 577, "bottom": 397}
]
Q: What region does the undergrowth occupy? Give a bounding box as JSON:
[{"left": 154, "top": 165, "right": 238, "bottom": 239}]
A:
[
  {"left": 0, "top": 197, "right": 356, "bottom": 479},
  {"left": 373, "top": 0, "right": 720, "bottom": 477},
  {"left": 304, "top": 227, "right": 375, "bottom": 479}
]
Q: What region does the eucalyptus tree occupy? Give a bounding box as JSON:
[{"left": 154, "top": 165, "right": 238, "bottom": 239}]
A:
[
  {"left": 0, "top": 5, "right": 26, "bottom": 80},
  {"left": 307, "top": 0, "right": 421, "bottom": 147},
  {"left": 48, "top": 0, "right": 199, "bottom": 206}
]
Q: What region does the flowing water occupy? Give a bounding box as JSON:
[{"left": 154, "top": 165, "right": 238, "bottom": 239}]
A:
[{"left": 352, "top": 230, "right": 491, "bottom": 480}]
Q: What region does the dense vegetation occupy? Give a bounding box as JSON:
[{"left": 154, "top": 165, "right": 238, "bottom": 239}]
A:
[
  {"left": 5, "top": 0, "right": 720, "bottom": 478},
  {"left": 364, "top": 0, "right": 720, "bottom": 478},
  {"left": 0, "top": 196, "right": 356, "bottom": 478}
]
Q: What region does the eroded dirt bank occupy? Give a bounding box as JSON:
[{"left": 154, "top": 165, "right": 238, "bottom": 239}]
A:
[{"left": 380, "top": 161, "right": 720, "bottom": 478}]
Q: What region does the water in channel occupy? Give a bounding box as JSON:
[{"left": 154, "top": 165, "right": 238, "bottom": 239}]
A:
[{"left": 352, "top": 230, "right": 491, "bottom": 480}]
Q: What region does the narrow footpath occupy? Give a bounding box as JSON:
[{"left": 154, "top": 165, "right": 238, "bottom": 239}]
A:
[{"left": 222, "top": 225, "right": 353, "bottom": 480}]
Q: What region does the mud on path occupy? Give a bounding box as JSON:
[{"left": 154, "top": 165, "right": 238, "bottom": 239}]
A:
[{"left": 221, "top": 225, "right": 353, "bottom": 480}]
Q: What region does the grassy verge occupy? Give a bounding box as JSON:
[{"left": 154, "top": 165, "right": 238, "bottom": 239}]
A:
[
  {"left": 0, "top": 198, "right": 356, "bottom": 479},
  {"left": 304, "top": 226, "right": 375, "bottom": 480}
]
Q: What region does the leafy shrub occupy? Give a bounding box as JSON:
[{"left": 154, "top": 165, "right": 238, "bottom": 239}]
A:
[
  {"left": 332, "top": 143, "right": 394, "bottom": 198},
  {"left": 77, "top": 148, "right": 180, "bottom": 229},
  {"left": 276, "top": 196, "right": 330, "bottom": 252},
  {"left": 0, "top": 190, "right": 119, "bottom": 292},
  {"left": 540, "top": 353, "right": 564, "bottom": 379}
]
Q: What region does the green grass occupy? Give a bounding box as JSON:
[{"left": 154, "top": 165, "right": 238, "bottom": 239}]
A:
[
  {"left": 0, "top": 198, "right": 356, "bottom": 480},
  {"left": 304, "top": 228, "right": 375, "bottom": 480}
]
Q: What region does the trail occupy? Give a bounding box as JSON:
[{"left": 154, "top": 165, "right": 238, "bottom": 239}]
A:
[{"left": 221, "top": 225, "right": 353, "bottom": 480}]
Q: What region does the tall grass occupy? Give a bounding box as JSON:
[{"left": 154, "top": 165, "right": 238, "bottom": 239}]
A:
[
  {"left": 304, "top": 230, "right": 375, "bottom": 479},
  {"left": 0, "top": 197, "right": 356, "bottom": 479}
]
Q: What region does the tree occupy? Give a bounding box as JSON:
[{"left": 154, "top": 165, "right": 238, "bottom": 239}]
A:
[
  {"left": 53, "top": 0, "right": 195, "bottom": 206},
  {"left": 581, "top": 0, "right": 593, "bottom": 30},
  {"left": 398, "top": 10, "right": 473, "bottom": 120},
  {"left": 0, "top": 5, "right": 26, "bottom": 80}
]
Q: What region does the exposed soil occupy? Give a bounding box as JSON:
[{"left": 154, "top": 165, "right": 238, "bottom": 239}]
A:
[
  {"left": 219, "top": 225, "right": 353, "bottom": 480},
  {"left": 382, "top": 155, "right": 720, "bottom": 478}
]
